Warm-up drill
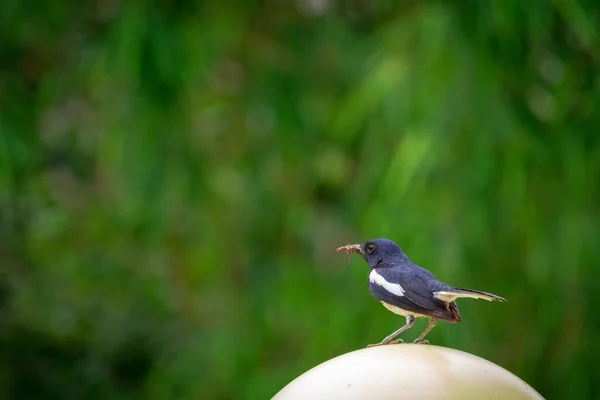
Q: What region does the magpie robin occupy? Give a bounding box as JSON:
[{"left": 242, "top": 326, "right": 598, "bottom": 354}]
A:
[{"left": 337, "top": 238, "right": 506, "bottom": 347}]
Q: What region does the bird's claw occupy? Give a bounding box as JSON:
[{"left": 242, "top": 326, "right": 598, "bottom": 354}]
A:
[
  {"left": 367, "top": 338, "right": 404, "bottom": 348},
  {"left": 413, "top": 339, "right": 429, "bottom": 345}
]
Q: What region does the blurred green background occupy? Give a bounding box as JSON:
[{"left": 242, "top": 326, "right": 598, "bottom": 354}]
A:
[{"left": 1, "top": 1, "right": 599, "bottom": 399}]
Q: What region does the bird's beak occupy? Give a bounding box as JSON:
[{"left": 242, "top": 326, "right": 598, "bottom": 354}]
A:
[{"left": 336, "top": 244, "right": 363, "bottom": 255}]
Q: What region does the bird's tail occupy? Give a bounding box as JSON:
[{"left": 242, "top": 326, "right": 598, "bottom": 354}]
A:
[{"left": 434, "top": 288, "right": 506, "bottom": 303}]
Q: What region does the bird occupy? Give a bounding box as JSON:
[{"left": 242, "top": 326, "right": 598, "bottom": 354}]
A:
[{"left": 336, "top": 238, "right": 506, "bottom": 347}]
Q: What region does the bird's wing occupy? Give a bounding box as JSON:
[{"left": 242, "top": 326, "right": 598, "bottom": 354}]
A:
[{"left": 369, "top": 266, "right": 457, "bottom": 321}]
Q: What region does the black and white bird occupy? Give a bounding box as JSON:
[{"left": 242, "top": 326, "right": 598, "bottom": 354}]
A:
[{"left": 337, "top": 238, "right": 506, "bottom": 347}]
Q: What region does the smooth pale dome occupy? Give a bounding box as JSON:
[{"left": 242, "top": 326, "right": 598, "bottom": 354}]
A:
[{"left": 272, "top": 345, "right": 543, "bottom": 400}]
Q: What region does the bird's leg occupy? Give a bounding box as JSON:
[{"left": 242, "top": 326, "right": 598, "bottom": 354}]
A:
[
  {"left": 413, "top": 318, "right": 437, "bottom": 344},
  {"left": 368, "top": 315, "right": 414, "bottom": 347}
]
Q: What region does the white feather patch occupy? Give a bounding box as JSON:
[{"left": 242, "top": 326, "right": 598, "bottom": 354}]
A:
[
  {"left": 433, "top": 291, "right": 495, "bottom": 302},
  {"left": 433, "top": 292, "right": 459, "bottom": 303},
  {"left": 369, "top": 269, "right": 405, "bottom": 297}
]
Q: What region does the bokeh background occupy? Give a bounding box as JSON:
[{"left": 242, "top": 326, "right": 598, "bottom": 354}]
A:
[{"left": 2, "top": 1, "right": 600, "bottom": 399}]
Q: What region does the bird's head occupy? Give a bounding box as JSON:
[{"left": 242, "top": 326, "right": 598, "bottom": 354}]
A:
[{"left": 336, "top": 238, "right": 408, "bottom": 268}]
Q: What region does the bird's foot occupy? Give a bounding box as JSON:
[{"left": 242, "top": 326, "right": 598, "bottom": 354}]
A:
[
  {"left": 367, "top": 338, "right": 404, "bottom": 347},
  {"left": 412, "top": 339, "right": 429, "bottom": 345}
]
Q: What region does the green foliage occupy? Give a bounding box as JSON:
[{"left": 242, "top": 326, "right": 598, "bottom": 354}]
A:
[{"left": 1, "top": 1, "right": 599, "bottom": 399}]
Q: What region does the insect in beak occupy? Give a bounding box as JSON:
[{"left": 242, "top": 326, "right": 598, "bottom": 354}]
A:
[{"left": 336, "top": 244, "right": 362, "bottom": 264}]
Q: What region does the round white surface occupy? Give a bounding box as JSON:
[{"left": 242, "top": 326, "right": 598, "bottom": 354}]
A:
[{"left": 272, "top": 344, "right": 544, "bottom": 400}]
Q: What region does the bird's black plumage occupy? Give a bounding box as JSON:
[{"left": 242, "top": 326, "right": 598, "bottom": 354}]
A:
[
  {"left": 336, "top": 238, "right": 505, "bottom": 346},
  {"left": 368, "top": 264, "right": 460, "bottom": 322}
]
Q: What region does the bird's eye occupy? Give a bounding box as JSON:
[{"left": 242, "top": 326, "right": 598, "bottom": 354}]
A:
[{"left": 366, "top": 243, "right": 376, "bottom": 254}]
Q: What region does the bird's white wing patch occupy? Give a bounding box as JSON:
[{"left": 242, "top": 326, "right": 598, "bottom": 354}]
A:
[{"left": 369, "top": 269, "right": 405, "bottom": 297}]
